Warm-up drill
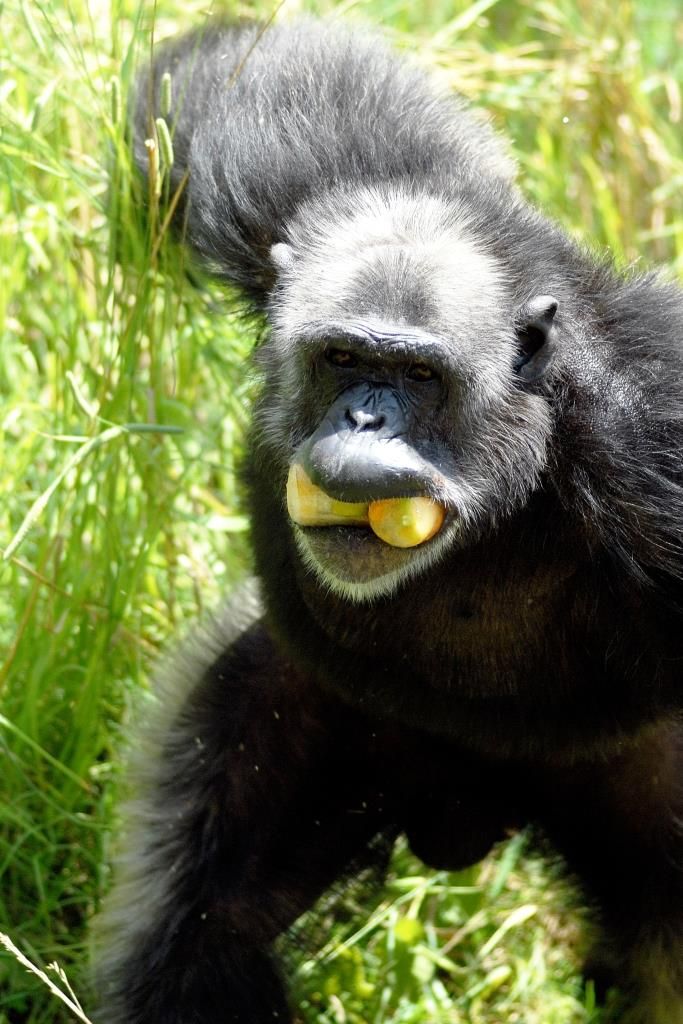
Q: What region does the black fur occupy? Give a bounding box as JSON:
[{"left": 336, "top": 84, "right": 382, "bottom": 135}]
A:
[{"left": 97, "top": 18, "right": 683, "bottom": 1024}]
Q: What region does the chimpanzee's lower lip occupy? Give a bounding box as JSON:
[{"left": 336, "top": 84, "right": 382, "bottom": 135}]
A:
[
  {"left": 292, "top": 514, "right": 455, "bottom": 588},
  {"left": 295, "top": 523, "right": 418, "bottom": 583}
]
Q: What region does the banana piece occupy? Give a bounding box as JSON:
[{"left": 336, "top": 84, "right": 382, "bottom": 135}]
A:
[{"left": 286, "top": 464, "right": 369, "bottom": 526}]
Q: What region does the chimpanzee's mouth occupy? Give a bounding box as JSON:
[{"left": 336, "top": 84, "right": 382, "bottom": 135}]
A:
[{"left": 286, "top": 463, "right": 446, "bottom": 549}]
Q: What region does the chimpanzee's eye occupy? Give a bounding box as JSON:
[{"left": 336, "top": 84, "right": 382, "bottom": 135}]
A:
[
  {"left": 406, "top": 362, "right": 438, "bottom": 383},
  {"left": 325, "top": 348, "right": 358, "bottom": 369}
]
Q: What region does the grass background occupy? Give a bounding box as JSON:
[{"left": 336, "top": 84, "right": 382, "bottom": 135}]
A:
[{"left": 1, "top": 0, "right": 682, "bottom": 1021}]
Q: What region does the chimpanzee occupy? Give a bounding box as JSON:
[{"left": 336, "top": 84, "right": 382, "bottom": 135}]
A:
[{"left": 95, "top": 17, "right": 683, "bottom": 1024}]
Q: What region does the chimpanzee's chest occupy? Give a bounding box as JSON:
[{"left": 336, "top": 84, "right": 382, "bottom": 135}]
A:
[{"left": 310, "top": 542, "right": 587, "bottom": 699}]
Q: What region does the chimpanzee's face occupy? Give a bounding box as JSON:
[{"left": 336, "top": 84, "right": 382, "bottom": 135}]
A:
[{"left": 257, "top": 191, "right": 557, "bottom": 601}]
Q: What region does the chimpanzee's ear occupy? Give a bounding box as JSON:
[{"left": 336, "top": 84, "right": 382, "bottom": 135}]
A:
[
  {"left": 513, "top": 295, "right": 559, "bottom": 383},
  {"left": 270, "top": 242, "right": 296, "bottom": 275}
]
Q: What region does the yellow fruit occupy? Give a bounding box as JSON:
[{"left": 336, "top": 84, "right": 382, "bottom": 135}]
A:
[
  {"left": 286, "top": 464, "right": 445, "bottom": 546},
  {"left": 286, "top": 464, "right": 369, "bottom": 526},
  {"left": 368, "top": 496, "right": 445, "bottom": 548}
]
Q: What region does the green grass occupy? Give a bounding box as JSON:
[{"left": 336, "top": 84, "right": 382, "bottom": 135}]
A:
[{"left": 1, "top": 0, "right": 681, "bottom": 1021}]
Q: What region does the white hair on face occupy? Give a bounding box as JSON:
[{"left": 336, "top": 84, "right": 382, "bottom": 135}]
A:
[
  {"left": 259, "top": 183, "right": 520, "bottom": 472},
  {"left": 269, "top": 184, "right": 509, "bottom": 357}
]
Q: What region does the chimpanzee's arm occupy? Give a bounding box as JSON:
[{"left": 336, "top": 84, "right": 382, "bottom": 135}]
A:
[{"left": 94, "top": 618, "right": 394, "bottom": 1024}]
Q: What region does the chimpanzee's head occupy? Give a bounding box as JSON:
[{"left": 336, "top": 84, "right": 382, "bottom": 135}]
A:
[{"left": 257, "top": 186, "right": 558, "bottom": 601}]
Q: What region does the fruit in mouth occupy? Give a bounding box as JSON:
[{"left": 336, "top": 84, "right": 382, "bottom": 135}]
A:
[
  {"left": 286, "top": 464, "right": 369, "bottom": 527},
  {"left": 286, "top": 464, "right": 446, "bottom": 548},
  {"left": 367, "top": 496, "right": 445, "bottom": 548}
]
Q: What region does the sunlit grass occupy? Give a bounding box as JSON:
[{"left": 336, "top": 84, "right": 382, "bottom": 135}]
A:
[{"left": 1, "top": 0, "right": 681, "bottom": 1020}]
